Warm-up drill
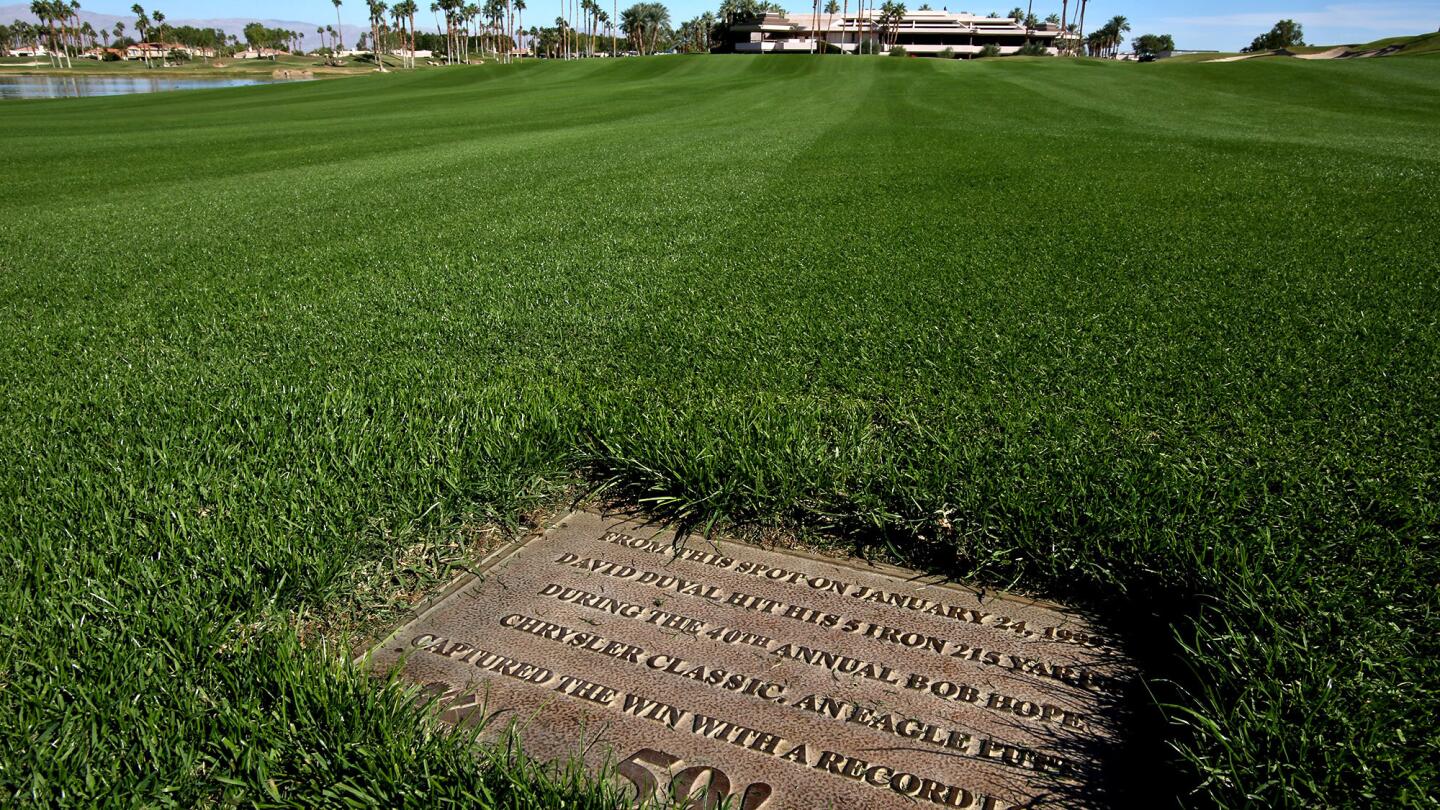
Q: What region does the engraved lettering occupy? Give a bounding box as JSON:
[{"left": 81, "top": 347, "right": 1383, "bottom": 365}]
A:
[
  {"left": 645, "top": 607, "right": 706, "bottom": 634},
  {"left": 553, "top": 674, "right": 618, "bottom": 706},
  {"left": 620, "top": 693, "right": 688, "bottom": 729},
  {"left": 770, "top": 644, "right": 899, "bottom": 684},
  {"left": 537, "top": 583, "right": 646, "bottom": 618},
  {"left": 381, "top": 513, "right": 1129, "bottom": 810}
]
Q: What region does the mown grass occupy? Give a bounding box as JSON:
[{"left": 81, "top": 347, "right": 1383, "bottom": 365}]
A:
[
  {"left": 1334, "top": 31, "right": 1440, "bottom": 56},
  {"left": 1, "top": 55, "right": 1437, "bottom": 807}
]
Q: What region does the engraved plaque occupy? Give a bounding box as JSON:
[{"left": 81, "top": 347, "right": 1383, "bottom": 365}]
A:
[{"left": 367, "top": 511, "right": 1134, "bottom": 809}]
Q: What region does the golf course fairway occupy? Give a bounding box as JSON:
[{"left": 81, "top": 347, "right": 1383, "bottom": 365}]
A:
[{"left": 1, "top": 55, "right": 1437, "bottom": 806}]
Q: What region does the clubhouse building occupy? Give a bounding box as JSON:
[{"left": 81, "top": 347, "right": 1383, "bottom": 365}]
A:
[{"left": 729, "top": 9, "right": 1071, "bottom": 56}]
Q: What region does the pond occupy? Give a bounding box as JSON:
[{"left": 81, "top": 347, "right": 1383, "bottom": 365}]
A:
[{"left": 0, "top": 75, "right": 297, "bottom": 100}]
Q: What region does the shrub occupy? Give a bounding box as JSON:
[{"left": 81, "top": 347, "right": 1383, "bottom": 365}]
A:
[
  {"left": 857, "top": 38, "right": 880, "bottom": 54},
  {"left": 938, "top": 46, "right": 956, "bottom": 58},
  {"left": 1015, "top": 40, "right": 1049, "bottom": 56},
  {"left": 978, "top": 42, "right": 1001, "bottom": 57},
  {"left": 888, "top": 45, "right": 908, "bottom": 56}
]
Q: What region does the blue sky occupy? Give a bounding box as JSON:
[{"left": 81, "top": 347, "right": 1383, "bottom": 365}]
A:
[{"left": 64, "top": 0, "right": 1440, "bottom": 51}]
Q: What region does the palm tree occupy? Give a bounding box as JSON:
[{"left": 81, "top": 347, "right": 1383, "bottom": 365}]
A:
[
  {"left": 586, "top": 0, "right": 597, "bottom": 54},
  {"left": 367, "top": 0, "right": 387, "bottom": 67},
  {"left": 822, "top": 0, "right": 835, "bottom": 53},
  {"left": 874, "top": 0, "right": 904, "bottom": 50},
  {"left": 621, "top": 1, "right": 667, "bottom": 54},
  {"left": 1104, "top": 14, "right": 1127, "bottom": 56},
  {"left": 481, "top": 0, "right": 498, "bottom": 57},
  {"left": 576, "top": 0, "right": 586, "bottom": 54},
  {"left": 55, "top": 0, "right": 73, "bottom": 66},
  {"left": 1074, "top": 0, "right": 1087, "bottom": 56},
  {"left": 130, "top": 4, "right": 150, "bottom": 65},
  {"left": 809, "top": 0, "right": 818, "bottom": 52},
  {"left": 56, "top": 0, "right": 75, "bottom": 64},
  {"left": 470, "top": 2, "right": 479, "bottom": 59},
  {"left": 428, "top": 1, "right": 440, "bottom": 60},
  {"left": 504, "top": 0, "right": 514, "bottom": 62},
  {"left": 574, "top": 0, "right": 584, "bottom": 55},
  {"left": 332, "top": 0, "right": 345, "bottom": 50},
  {"left": 151, "top": 9, "right": 164, "bottom": 60},
  {"left": 47, "top": 0, "right": 65, "bottom": 65},
  {"left": 595, "top": 7, "right": 610, "bottom": 53},
  {"left": 1058, "top": 0, "right": 1068, "bottom": 51},
  {"left": 513, "top": 0, "right": 526, "bottom": 53},
  {"left": 29, "top": 1, "right": 54, "bottom": 66},
  {"left": 401, "top": 0, "right": 417, "bottom": 65},
  {"left": 430, "top": 0, "right": 441, "bottom": 61},
  {"left": 28, "top": 1, "right": 46, "bottom": 66},
  {"left": 68, "top": 0, "right": 81, "bottom": 56},
  {"left": 465, "top": 2, "right": 480, "bottom": 59},
  {"left": 619, "top": 3, "right": 635, "bottom": 53},
  {"left": 590, "top": 0, "right": 601, "bottom": 54},
  {"left": 387, "top": 4, "right": 400, "bottom": 61},
  {"left": 645, "top": 2, "right": 668, "bottom": 52}
]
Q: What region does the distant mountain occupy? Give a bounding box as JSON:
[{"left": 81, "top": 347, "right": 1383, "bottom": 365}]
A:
[{"left": 0, "top": 4, "right": 367, "bottom": 52}]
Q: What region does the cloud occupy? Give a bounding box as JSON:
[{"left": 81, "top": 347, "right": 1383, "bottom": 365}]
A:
[{"left": 1157, "top": 2, "right": 1437, "bottom": 33}]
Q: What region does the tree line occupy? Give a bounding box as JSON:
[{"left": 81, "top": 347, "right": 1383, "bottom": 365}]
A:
[
  {"left": 331, "top": 0, "right": 675, "bottom": 64},
  {"left": 12, "top": 0, "right": 1306, "bottom": 66},
  {"left": 0, "top": 3, "right": 323, "bottom": 66}
]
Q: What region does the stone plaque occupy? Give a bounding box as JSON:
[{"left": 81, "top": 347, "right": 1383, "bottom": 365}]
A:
[{"left": 368, "top": 511, "right": 1134, "bottom": 809}]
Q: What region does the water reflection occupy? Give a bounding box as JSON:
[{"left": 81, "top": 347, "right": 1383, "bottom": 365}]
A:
[{"left": 0, "top": 75, "right": 295, "bottom": 99}]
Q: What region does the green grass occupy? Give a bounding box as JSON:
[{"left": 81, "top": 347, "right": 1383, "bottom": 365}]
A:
[
  {"left": 1286, "top": 32, "right": 1440, "bottom": 56},
  {"left": 1157, "top": 51, "right": 1243, "bottom": 62},
  {"left": 1, "top": 55, "right": 1437, "bottom": 807},
  {"left": 1362, "top": 31, "right": 1440, "bottom": 56},
  {"left": 1155, "top": 32, "right": 1440, "bottom": 62}
]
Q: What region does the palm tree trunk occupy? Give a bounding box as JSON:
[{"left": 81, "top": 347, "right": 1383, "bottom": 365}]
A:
[
  {"left": 1059, "top": 0, "right": 1068, "bottom": 53},
  {"left": 861, "top": 0, "right": 869, "bottom": 53},
  {"left": 1076, "top": 0, "right": 1087, "bottom": 56},
  {"left": 811, "top": 0, "right": 818, "bottom": 53}
]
